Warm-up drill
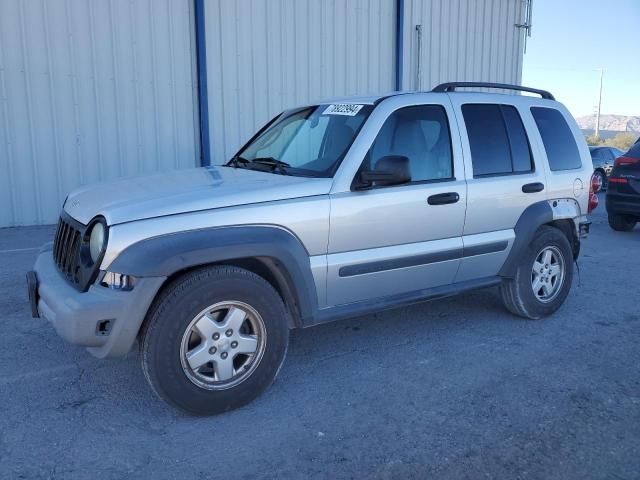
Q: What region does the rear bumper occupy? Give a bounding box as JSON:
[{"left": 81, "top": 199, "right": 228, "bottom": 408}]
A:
[
  {"left": 606, "top": 193, "right": 640, "bottom": 216},
  {"left": 29, "top": 243, "right": 165, "bottom": 358}
]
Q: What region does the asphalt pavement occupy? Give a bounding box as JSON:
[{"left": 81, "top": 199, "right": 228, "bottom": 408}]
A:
[{"left": 0, "top": 199, "right": 638, "bottom": 479}]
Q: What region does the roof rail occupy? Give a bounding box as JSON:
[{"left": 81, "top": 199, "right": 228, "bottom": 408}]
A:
[{"left": 432, "top": 82, "right": 555, "bottom": 100}]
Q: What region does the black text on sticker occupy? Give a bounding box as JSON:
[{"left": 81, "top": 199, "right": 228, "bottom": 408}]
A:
[{"left": 322, "top": 104, "right": 364, "bottom": 116}]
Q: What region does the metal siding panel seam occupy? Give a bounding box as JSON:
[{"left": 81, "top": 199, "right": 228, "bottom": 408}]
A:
[
  {"left": 194, "top": 0, "right": 211, "bottom": 166},
  {"left": 395, "top": 0, "right": 404, "bottom": 90},
  {"left": 18, "top": 0, "right": 42, "bottom": 224},
  {"left": 0, "top": 1, "right": 17, "bottom": 226}
]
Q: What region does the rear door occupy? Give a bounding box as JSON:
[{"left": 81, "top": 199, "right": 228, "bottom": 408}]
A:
[{"left": 449, "top": 95, "right": 547, "bottom": 281}]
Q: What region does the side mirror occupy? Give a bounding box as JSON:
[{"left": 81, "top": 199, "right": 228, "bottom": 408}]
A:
[{"left": 354, "top": 155, "right": 411, "bottom": 190}]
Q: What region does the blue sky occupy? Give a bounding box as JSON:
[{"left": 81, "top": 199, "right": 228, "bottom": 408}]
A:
[{"left": 522, "top": 0, "right": 640, "bottom": 118}]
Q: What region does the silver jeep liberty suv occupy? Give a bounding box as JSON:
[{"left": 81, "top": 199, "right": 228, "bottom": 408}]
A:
[{"left": 28, "top": 82, "right": 596, "bottom": 415}]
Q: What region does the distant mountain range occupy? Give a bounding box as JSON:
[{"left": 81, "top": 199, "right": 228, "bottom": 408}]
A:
[{"left": 576, "top": 115, "right": 640, "bottom": 134}]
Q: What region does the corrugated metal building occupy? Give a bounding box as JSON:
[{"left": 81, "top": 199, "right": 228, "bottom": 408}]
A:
[{"left": 0, "top": 0, "right": 531, "bottom": 227}]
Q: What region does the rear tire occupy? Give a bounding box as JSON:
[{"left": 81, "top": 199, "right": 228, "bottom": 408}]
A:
[
  {"left": 141, "top": 265, "right": 289, "bottom": 415},
  {"left": 500, "top": 226, "right": 574, "bottom": 320},
  {"left": 608, "top": 214, "right": 637, "bottom": 232}
]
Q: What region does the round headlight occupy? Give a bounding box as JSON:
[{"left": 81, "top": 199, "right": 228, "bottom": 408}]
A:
[{"left": 89, "top": 222, "right": 106, "bottom": 262}]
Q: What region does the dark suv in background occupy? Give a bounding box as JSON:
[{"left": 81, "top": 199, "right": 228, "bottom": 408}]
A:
[
  {"left": 590, "top": 146, "right": 623, "bottom": 189},
  {"left": 606, "top": 140, "right": 640, "bottom": 231}
]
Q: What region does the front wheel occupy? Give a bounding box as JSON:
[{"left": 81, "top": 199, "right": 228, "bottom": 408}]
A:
[
  {"left": 500, "top": 226, "right": 574, "bottom": 319},
  {"left": 140, "top": 266, "right": 289, "bottom": 415}
]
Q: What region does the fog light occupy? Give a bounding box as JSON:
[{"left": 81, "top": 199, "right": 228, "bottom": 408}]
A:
[{"left": 100, "top": 272, "right": 134, "bottom": 290}]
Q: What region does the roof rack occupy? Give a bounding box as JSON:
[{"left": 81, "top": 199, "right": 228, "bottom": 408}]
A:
[{"left": 432, "top": 82, "right": 555, "bottom": 100}]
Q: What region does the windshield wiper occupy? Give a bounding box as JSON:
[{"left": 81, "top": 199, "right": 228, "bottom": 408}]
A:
[
  {"left": 250, "top": 157, "right": 291, "bottom": 173},
  {"left": 227, "top": 155, "right": 291, "bottom": 175},
  {"left": 228, "top": 155, "right": 251, "bottom": 168}
]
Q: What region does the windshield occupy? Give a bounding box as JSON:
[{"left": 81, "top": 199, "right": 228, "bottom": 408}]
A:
[{"left": 228, "top": 103, "right": 373, "bottom": 177}]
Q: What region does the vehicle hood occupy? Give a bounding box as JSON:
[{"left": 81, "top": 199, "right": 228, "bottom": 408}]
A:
[{"left": 64, "top": 166, "right": 333, "bottom": 225}]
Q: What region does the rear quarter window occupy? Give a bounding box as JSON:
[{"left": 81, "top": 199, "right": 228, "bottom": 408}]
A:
[
  {"left": 626, "top": 141, "right": 640, "bottom": 159},
  {"left": 530, "top": 107, "right": 582, "bottom": 171}
]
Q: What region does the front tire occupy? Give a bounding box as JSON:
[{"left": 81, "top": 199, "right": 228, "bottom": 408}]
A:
[
  {"left": 608, "top": 214, "right": 637, "bottom": 232},
  {"left": 141, "top": 265, "right": 289, "bottom": 415},
  {"left": 500, "top": 226, "right": 574, "bottom": 319}
]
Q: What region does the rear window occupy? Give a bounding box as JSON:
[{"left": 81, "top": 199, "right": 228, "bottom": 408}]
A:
[
  {"left": 626, "top": 140, "right": 640, "bottom": 159},
  {"left": 530, "top": 107, "right": 582, "bottom": 171},
  {"left": 462, "top": 104, "right": 533, "bottom": 176}
]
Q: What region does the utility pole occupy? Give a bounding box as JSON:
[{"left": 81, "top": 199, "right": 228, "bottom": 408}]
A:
[{"left": 595, "top": 69, "right": 603, "bottom": 139}]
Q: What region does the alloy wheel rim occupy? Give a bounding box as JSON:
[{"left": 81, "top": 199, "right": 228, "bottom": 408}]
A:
[
  {"left": 179, "top": 301, "right": 266, "bottom": 390},
  {"left": 531, "top": 245, "right": 565, "bottom": 303}
]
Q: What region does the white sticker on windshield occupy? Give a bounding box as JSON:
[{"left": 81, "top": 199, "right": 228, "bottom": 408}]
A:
[{"left": 322, "top": 104, "right": 364, "bottom": 116}]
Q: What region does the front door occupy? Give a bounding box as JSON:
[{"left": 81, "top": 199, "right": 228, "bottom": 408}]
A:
[{"left": 326, "top": 100, "right": 467, "bottom": 306}]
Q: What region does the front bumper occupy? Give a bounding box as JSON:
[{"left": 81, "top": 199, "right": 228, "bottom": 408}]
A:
[{"left": 28, "top": 243, "right": 165, "bottom": 358}]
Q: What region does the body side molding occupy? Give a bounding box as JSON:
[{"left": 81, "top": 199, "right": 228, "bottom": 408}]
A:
[{"left": 338, "top": 240, "right": 508, "bottom": 278}]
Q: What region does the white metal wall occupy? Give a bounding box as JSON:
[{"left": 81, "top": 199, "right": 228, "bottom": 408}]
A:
[
  {"left": 0, "top": 0, "right": 199, "bottom": 227},
  {"left": 204, "top": 0, "right": 397, "bottom": 164},
  {"left": 400, "top": 0, "right": 525, "bottom": 90}
]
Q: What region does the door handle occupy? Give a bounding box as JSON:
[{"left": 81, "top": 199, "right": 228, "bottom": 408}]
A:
[
  {"left": 427, "top": 192, "right": 460, "bottom": 205},
  {"left": 522, "top": 182, "right": 545, "bottom": 193}
]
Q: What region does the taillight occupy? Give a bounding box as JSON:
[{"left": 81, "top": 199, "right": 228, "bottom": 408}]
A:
[
  {"left": 588, "top": 173, "right": 600, "bottom": 213},
  {"left": 588, "top": 193, "right": 598, "bottom": 213},
  {"left": 608, "top": 177, "right": 628, "bottom": 184},
  {"left": 614, "top": 156, "right": 640, "bottom": 167}
]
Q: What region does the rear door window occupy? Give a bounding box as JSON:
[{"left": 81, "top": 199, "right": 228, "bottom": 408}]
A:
[
  {"left": 530, "top": 107, "right": 582, "bottom": 171},
  {"left": 461, "top": 104, "right": 533, "bottom": 176}
]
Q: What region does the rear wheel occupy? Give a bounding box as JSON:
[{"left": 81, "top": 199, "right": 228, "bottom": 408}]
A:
[
  {"left": 500, "top": 226, "right": 574, "bottom": 319},
  {"left": 608, "top": 214, "right": 637, "bottom": 232},
  {"left": 141, "top": 265, "right": 289, "bottom": 415}
]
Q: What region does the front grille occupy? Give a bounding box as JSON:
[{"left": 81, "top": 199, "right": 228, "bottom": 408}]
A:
[{"left": 53, "top": 215, "right": 84, "bottom": 285}]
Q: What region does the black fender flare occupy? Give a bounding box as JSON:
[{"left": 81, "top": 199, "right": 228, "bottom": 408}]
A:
[
  {"left": 108, "top": 226, "right": 318, "bottom": 324},
  {"left": 498, "top": 201, "right": 554, "bottom": 278}
]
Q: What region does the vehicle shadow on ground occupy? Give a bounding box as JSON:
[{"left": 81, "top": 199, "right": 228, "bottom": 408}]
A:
[{"left": 81, "top": 286, "right": 514, "bottom": 418}]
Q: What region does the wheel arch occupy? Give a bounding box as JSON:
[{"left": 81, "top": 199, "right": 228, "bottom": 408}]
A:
[
  {"left": 109, "top": 226, "right": 318, "bottom": 328},
  {"left": 499, "top": 200, "right": 580, "bottom": 278},
  {"left": 165, "top": 257, "right": 304, "bottom": 329},
  {"left": 546, "top": 219, "right": 579, "bottom": 260}
]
